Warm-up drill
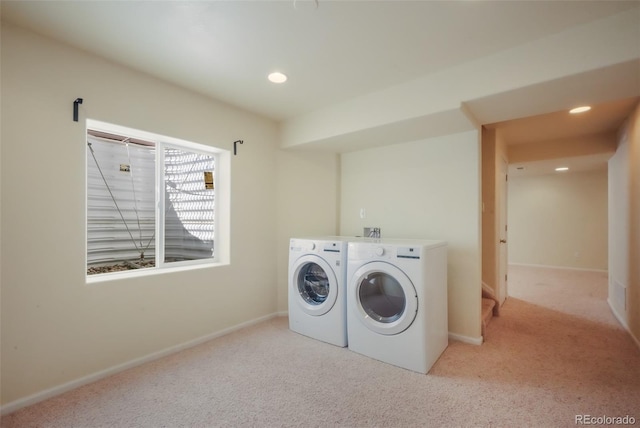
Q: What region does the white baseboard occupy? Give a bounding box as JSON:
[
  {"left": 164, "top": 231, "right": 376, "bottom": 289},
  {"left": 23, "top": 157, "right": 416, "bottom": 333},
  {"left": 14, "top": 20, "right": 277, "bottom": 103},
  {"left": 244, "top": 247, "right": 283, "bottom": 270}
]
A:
[
  {"left": 0, "top": 312, "right": 280, "bottom": 416},
  {"left": 608, "top": 299, "right": 640, "bottom": 351},
  {"left": 509, "top": 263, "right": 607, "bottom": 273},
  {"left": 448, "top": 332, "right": 483, "bottom": 346}
]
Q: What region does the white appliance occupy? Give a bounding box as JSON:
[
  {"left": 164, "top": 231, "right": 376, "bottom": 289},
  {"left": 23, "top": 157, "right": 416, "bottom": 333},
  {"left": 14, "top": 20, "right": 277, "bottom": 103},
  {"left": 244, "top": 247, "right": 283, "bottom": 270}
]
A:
[
  {"left": 346, "top": 239, "right": 448, "bottom": 373},
  {"left": 288, "top": 237, "right": 349, "bottom": 347}
]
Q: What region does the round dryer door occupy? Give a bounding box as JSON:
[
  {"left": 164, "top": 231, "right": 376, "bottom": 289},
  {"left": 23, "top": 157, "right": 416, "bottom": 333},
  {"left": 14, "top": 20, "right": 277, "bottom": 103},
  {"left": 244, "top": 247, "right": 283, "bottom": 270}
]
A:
[
  {"left": 292, "top": 255, "right": 338, "bottom": 316},
  {"left": 351, "top": 261, "right": 418, "bottom": 335}
]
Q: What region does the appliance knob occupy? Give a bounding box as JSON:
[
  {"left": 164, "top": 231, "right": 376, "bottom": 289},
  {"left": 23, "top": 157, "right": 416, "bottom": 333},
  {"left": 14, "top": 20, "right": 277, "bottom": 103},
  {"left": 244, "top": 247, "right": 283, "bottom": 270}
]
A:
[
  {"left": 375, "top": 247, "right": 385, "bottom": 256},
  {"left": 310, "top": 243, "right": 316, "bottom": 250}
]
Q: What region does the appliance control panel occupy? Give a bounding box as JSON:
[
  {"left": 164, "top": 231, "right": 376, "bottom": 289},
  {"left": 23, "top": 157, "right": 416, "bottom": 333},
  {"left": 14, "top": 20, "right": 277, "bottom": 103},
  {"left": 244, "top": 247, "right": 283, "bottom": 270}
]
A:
[
  {"left": 348, "top": 243, "right": 422, "bottom": 260},
  {"left": 397, "top": 247, "right": 421, "bottom": 259},
  {"left": 323, "top": 242, "right": 341, "bottom": 253},
  {"left": 290, "top": 239, "right": 317, "bottom": 253},
  {"left": 291, "top": 239, "right": 344, "bottom": 254}
]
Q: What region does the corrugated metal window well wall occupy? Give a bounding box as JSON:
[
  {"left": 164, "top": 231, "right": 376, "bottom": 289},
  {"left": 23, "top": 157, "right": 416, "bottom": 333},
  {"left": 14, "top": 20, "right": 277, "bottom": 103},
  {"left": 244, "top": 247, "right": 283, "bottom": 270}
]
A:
[{"left": 87, "top": 130, "right": 215, "bottom": 275}]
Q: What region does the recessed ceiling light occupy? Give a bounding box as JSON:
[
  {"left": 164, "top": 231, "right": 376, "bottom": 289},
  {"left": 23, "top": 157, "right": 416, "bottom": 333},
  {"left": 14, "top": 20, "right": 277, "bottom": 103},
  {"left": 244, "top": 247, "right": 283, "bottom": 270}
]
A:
[
  {"left": 268, "top": 72, "right": 287, "bottom": 84},
  {"left": 555, "top": 167, "right": 569, "bottom": 172},
  {"left": 569, "top": 106, "right": 591, "bottom": 114}
]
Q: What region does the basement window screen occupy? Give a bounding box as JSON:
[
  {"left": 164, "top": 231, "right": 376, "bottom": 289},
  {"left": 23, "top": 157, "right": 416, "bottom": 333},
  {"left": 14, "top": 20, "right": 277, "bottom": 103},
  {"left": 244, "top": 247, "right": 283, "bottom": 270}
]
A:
[{"left": 86, "top": 120, "right": 219, "bottom": 278}]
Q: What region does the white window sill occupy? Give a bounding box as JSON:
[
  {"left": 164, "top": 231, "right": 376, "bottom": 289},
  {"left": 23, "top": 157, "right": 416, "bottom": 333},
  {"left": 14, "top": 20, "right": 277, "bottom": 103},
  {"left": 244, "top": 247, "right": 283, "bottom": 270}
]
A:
[{"left": 86, "top": 261, "right": 230, "bottom": 284}]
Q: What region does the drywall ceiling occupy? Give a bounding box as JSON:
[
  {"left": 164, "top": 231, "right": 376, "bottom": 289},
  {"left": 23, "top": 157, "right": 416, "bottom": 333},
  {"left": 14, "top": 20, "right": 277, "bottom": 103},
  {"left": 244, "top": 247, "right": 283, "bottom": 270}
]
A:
[
  {"left": 2, "top": 0, "right": 639, "bottom": 176},
  {"left": 507, "top": 153, "right": 613, "bottom": 177},
  {"left": 489, "top": 97, "right": 639, "bottom": 146},
  {"left": 1, "top": 0, "right": 637, "bottom": 122},
  {"left": 493, "top": 96, "right": 639, "bottom": 176}
]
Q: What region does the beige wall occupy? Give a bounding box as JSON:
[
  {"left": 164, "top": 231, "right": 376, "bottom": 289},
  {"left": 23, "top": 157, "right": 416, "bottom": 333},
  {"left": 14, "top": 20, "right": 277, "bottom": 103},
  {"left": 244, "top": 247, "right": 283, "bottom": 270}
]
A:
[
  {"left": 508, "top": 133, "right": 617, "bottom": 164},
  {"left": 340, "top": 131, "right": 482, "bottom": 341},
  {"left": 629, "top": 103, "right": 640, "bottom": 345},
  {"left": 0, "top": 20, "right": 483, "bottom": 408},
  {"left": 610, "top": 102, "right": 640, "bottom": 345},
  {"left": 508, "top": 170, "right": 608, "bottom": 270},
  {"left": 0, "top": 22, "right": 340, "bottom": 408},
  {"left": 0, "top": 22, "right": 318, "bottom": 407},
  {"left": 275, "top": 150, "right": 340, "bottom": 312},
  {"left": 609, "top": 129, "right": 629, "bottom": 322}
]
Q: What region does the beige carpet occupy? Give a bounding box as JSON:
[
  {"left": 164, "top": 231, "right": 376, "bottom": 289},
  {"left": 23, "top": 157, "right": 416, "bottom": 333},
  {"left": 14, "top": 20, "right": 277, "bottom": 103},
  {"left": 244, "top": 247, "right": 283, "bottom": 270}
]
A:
[{"left": 2, "top": 265, "right": 639, "bottom": 427}]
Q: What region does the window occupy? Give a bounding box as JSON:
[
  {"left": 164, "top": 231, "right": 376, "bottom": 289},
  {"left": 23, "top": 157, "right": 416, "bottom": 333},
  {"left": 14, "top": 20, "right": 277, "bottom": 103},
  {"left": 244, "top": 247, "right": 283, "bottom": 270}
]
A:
[{"left": 86, "top": 119, "right": 229, "bottom": 279}]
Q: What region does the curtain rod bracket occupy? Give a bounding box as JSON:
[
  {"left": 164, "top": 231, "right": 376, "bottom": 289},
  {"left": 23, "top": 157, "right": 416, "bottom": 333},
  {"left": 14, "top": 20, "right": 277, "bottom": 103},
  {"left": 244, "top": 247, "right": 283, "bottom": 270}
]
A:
[
  {"left": 234, "top": 139, "right": 244, "bottom": 156},
  {"left": 73, "top": 98, "right": 83, "bottom": 122}
]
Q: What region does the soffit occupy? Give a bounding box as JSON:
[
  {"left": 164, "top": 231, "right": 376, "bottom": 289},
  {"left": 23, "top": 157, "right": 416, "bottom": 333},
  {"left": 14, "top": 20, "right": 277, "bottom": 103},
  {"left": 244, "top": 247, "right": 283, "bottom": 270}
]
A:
[{"left": 488, "top": 97, "right": 639, "bottom": 146}]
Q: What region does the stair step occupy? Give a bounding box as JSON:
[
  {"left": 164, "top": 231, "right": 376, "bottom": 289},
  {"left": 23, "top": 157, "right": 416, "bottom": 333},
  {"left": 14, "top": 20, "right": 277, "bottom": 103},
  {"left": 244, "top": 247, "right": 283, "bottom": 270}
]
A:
[{"left": 482, "top": 298, "right": 496, "bottom": 325}]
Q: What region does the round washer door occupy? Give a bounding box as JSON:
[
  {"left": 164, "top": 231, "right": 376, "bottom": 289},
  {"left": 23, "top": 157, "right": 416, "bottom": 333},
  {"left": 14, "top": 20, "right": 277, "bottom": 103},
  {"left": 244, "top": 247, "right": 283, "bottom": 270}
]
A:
[
  {"left": 291, "top": 254, "right": 338, "bottom": 316},
  {"left": 351, "top": 261, "right": 418, "bottom": 335}
]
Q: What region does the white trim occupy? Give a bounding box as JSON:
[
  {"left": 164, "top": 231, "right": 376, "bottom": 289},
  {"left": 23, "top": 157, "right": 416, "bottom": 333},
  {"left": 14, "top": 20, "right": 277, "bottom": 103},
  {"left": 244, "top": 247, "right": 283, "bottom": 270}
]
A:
[
  {"left": 448, "top": 332, "right": 483, "bottom": 346},
  {"left": 608, "top": 299, "right": 640, "bottom": 351},
  {"left": 86, "top": 261, "right": 229, "bottom": 284},
  {"left": 508, "top": 263, "right": 608, "bottom": 273},
  {"left": 85, "top": 118, "right": 229, "bottom": 281},
  {"left": 608, "top": 298, "right": 630, "bottom": 330},
  {"left": 0, "top": 313, "right": 279, "bottom": 416}
]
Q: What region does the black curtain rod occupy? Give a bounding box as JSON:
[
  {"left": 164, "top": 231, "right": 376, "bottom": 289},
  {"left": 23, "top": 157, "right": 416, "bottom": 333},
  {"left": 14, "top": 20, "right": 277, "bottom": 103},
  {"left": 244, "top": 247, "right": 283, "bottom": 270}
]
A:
[{"left": 73, "top": 98, "right": 83, "bottom": 122}]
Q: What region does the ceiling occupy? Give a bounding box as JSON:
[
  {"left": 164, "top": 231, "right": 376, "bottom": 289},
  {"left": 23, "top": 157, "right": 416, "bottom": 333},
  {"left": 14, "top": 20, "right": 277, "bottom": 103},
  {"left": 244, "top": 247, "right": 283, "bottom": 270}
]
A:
[
  {"left": 2, "top": 0, "right": 639, "bottom": 174},
  {"left": 487, "top": 97, "right": 639, "bottom": 146},
  {"left": 491, "top": 96, "right": 640, "bottom": 176}
]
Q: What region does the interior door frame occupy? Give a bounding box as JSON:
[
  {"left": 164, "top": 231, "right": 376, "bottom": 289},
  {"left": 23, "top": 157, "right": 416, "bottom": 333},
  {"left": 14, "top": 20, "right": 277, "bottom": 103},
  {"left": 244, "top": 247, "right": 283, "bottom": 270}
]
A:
[{"left": 497, "top": 155, "right": 509, "bottom": 304}]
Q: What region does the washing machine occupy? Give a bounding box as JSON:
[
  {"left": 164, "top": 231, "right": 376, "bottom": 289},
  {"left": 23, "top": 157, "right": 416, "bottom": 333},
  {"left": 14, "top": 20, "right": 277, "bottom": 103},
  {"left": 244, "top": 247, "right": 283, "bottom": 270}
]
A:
[
  {"left": 346, "top": 238, "right": 448, "bottom": 373},
  {"left": 288, "top": 237, "right": 349, "bottom": 347}
]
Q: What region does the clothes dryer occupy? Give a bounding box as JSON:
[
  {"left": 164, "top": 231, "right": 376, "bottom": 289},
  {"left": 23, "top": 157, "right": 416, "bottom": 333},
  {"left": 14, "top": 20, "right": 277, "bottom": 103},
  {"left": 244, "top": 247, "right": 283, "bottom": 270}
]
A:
[
  {"left": 346, "top": 239, "right": 448, "bottom": 373},
  {"left": 288, "top": 237, "right": 348, "bottom": 347}
]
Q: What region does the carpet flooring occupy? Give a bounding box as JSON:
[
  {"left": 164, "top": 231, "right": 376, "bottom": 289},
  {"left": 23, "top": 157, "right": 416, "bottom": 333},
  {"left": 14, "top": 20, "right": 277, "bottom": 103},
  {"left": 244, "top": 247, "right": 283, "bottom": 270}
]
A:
[{"left": 2, "top": 265, "right": 639, "bottom": 427}]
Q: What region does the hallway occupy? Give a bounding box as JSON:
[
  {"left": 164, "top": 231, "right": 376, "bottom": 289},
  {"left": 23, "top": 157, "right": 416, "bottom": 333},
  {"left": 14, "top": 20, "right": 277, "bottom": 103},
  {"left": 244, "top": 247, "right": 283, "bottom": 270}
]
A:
[
  {"left": 507, "top": 264, "right": 612, "bottom": 325},
  {"left": 435, "top": 264, "right": 640, "bottom": 425}
]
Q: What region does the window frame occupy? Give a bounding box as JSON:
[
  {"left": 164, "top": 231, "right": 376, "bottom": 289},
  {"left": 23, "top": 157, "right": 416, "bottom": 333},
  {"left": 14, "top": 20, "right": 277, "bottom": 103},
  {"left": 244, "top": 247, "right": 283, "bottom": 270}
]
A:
[{"left": 86, "top": 119, "right": 230, "bottom": 283}]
